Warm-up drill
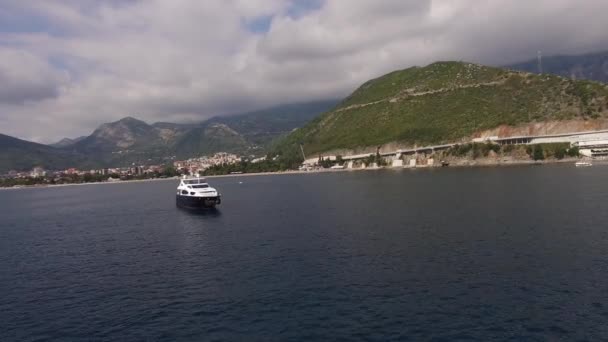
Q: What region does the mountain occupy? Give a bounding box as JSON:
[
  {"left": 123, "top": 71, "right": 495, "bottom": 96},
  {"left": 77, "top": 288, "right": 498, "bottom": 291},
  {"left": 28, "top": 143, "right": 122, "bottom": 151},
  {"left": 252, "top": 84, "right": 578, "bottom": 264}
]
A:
[
  {"left": 64, "top": 116, "right": 192, "bottom": 166},
  {"left": 50, "top": 136, "right": 86, "bottom": 148},
  {"left": 507, "top": 50, "right": 608, "bottom": 83},
  {"left": 50, "top": 100, "right": 338, "bottom": 167},
  {"left": 0, "top": 99, "right": 335, "bottom": 171},
  {"left": 171, "top": 122, "right": 250, "bottom": 159},
  {"left": 74, "top": 116, "right": 173, "bottom": 153},
  {"left": 167, "top": 100, "right": 339, "bottom": 159},
  {"left": 273, "top": 61, "right": 608, "bottom": 159},
  {"left": 210, "top": 100, "right": 339, "bottom": 146},
  {"left": 0, "top": 134, "right": 87, "bottom": 173}
]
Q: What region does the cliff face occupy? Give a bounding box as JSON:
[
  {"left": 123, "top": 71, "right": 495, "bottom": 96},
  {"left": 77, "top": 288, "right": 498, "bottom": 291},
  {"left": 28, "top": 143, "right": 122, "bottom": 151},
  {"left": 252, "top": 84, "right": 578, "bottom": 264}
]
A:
[{"left": 474, "top": 119, "right": 608, "bottom": 138}]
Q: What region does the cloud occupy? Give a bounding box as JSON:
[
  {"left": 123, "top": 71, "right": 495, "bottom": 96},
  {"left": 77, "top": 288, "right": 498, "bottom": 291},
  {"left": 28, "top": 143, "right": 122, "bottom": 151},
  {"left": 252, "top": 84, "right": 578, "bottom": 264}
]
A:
[
  {"left": 0, "top": 48, "right": 67, "bottom": 104},
  {"left": 1, "top": 0, "right": 607, "bottom": 142}
]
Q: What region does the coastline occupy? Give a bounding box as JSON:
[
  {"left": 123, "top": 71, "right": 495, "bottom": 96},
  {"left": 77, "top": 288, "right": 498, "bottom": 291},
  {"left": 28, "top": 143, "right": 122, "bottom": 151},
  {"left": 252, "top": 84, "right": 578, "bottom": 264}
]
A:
[
  {"left": 0, "top": 176, "right": 180, "bottom": 191},
  {"left": 1, "top": 157, "right": 598, "bottom": 191}
]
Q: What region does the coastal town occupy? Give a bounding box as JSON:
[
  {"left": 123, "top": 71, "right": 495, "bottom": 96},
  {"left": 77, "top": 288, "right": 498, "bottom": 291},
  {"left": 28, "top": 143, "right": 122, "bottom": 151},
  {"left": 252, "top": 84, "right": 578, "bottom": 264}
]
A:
[{"left": 0, "top": 152, "right": 244, "bottom": 187}]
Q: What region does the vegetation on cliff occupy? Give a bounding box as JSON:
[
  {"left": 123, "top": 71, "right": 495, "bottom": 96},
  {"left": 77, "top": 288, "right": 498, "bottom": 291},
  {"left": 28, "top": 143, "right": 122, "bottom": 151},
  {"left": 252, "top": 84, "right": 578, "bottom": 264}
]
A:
[
  {"left": 273, "top": 62, "right": 608, "bottom": 163},
  {"left": 440, "top": 142, "right": 578, "bottom": 161}
]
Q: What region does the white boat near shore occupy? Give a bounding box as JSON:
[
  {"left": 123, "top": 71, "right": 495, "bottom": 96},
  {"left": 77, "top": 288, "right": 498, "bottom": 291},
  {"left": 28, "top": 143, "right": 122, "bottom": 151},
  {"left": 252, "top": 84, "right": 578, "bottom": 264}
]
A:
[{"left": 575, "top": 161, "right": 593, "bottom": 167}]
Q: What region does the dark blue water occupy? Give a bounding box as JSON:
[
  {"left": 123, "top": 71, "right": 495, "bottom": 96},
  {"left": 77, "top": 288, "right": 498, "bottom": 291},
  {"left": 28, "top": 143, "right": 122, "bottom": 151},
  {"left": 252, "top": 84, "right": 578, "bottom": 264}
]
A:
[{"left": 2, "top": 165, "right": 608, "bottom": 341}]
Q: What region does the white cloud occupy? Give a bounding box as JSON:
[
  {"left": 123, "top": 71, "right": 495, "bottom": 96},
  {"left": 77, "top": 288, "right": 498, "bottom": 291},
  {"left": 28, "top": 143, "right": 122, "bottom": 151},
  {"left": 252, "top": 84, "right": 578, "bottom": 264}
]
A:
[
  {"left": 1, "top": 0, "right": 608, "bottom": 142},
  {"left": 0, "top": 48, "right": 68, "bottom": 104}
]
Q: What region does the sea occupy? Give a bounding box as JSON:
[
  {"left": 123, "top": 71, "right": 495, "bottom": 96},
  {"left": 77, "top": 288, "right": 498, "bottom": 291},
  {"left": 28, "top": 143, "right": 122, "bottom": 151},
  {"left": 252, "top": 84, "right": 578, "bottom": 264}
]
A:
[{"left": 2, "top": 164, "right": 608, "bottom": 341}]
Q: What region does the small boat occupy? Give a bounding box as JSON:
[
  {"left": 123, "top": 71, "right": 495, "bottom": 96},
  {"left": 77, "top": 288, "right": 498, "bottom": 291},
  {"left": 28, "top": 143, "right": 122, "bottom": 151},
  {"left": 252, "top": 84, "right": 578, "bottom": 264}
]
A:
[
  {"left": 575, "top": 161, "right": 593, "bottom": 167},
  {"left": 441, "top": 160, "right": 450, "bottom": 167},
  {"left": 176, "top": 176, "right": 221, "bottom": 209}
]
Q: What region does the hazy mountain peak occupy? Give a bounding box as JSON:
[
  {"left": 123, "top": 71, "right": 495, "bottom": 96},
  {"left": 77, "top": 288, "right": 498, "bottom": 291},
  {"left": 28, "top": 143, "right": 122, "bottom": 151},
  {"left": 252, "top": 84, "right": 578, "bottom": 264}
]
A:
[
  {"left": 87, "top": 117, "right": 158, "bottom": 149},
  {"left": 116, "top": 116, "right": 147, "bottom": 124},
  {"left": 507, "top": 50, "right": 608, "bottom": 83},
  {"left": 50, "top": 137, "right": 76, "bottom": 148},
  {"left": 49, "top": 136, "right": 86, "bottom": 148}
]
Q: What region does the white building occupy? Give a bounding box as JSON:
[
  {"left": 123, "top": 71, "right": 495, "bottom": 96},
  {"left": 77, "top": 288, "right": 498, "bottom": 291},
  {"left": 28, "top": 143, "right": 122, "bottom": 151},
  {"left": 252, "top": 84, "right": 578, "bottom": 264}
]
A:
[
  {"left": 574, "top": 140, "right": 608, "bottom": 158},
  {"left": 391, "top": 159, "right": 404, "bottom": 167},
  {"left": 30, "top": 167, "right": 46, "bottom": 178}
]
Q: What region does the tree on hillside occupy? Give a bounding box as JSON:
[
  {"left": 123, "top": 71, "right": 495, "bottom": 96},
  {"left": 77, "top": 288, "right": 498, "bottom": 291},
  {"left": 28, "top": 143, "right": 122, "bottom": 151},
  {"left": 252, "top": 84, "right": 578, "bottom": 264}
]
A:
[
  {"left": 567, "top": 146, "right": 580, "bottom": 157},
  {"left": 533, "top": 145, "right": 545, "bottom": 160},
  {"left": 319, "top": 157, "right": 333, "bottom": 168},
  {"left": 376, "top": 152, "right": 388, "bottom": 166}
]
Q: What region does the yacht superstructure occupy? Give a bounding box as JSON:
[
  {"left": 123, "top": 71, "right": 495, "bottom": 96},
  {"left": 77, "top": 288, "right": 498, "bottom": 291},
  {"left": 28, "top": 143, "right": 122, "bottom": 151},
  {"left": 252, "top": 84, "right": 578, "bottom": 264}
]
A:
[{"left": 176, "top": 176, "right": 221, "bottom": 209}]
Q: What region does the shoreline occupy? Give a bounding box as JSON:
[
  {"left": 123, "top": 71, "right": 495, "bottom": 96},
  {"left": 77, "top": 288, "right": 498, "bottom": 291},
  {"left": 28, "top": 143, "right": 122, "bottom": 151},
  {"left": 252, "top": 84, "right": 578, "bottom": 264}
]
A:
[
  {"left": 1, "top": 157, "right": 600, "bottom": 191},
  {"left": 0, "top": 176, "right": 180, "bottom": 191}
]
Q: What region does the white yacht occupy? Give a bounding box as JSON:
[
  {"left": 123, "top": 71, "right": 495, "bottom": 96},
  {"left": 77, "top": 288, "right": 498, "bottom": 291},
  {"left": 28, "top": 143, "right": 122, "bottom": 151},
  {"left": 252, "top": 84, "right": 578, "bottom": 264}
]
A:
[
  {"left": 575, "top": 161, "right": 593, "bottom": 167},
  {"left": 176, "top": 176, "right": 221, "bottom": 209}
]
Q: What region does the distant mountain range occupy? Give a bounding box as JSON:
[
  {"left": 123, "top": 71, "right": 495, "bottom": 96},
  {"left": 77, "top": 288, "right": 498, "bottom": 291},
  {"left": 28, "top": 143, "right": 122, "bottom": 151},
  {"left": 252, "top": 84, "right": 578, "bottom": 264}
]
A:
[
  {"left": 506, "top": 50, "right": 608, "bottom": 83},
  {"left": 4, "top": 49, "right": 608, "bottom": 173},
  {"left": 0, "top": 100, "right": 338, "bottom": 172}
]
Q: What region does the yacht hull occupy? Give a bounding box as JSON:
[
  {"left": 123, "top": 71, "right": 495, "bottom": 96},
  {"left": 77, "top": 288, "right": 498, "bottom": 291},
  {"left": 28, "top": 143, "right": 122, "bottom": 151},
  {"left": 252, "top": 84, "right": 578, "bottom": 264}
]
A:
[{"left": 176, "top": 195, "right": 221, "bottom": 209}]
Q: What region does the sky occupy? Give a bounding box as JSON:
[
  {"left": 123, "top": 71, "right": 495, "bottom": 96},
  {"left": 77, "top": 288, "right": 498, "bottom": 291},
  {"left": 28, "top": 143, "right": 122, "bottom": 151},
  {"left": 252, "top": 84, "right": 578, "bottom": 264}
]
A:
[{"left": 1, "top": 0, "right": 608, "bottom": 143}]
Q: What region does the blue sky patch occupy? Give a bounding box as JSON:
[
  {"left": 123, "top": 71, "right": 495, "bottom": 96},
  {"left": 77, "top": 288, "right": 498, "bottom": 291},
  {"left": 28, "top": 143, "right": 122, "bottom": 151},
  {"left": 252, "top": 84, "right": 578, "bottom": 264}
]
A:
[
  {"left": 287, "top": 0, "right": 324, "bottom": 18},
  {"left": 245, "top": 15, "right": 273, "bottom": 34},
  {"left": 0, "top": 6, "right": 68, "bottom": 36}
]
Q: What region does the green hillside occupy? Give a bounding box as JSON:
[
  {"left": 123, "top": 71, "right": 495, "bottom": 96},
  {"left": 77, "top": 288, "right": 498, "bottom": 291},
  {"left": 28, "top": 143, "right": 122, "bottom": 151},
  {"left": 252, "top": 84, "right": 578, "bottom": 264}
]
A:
[
  {"left": 273, "top": 62, "right": 608, "bottom": 160},
  {"left": 0, "top": 134, "right": 88, "bottom": 173},
  {"left": 171, "top": 122, "right": 251, "bottom": 158}
]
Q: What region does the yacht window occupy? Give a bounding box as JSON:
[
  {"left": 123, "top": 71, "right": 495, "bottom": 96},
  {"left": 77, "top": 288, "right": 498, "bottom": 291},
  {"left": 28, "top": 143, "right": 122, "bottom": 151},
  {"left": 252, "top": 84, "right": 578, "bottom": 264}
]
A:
[
  {"left": 181, "top": 190, "right": 188, "bottom": 195},
  {"left": 191, "top": 184, "right": 209, "bottom": 189}
]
